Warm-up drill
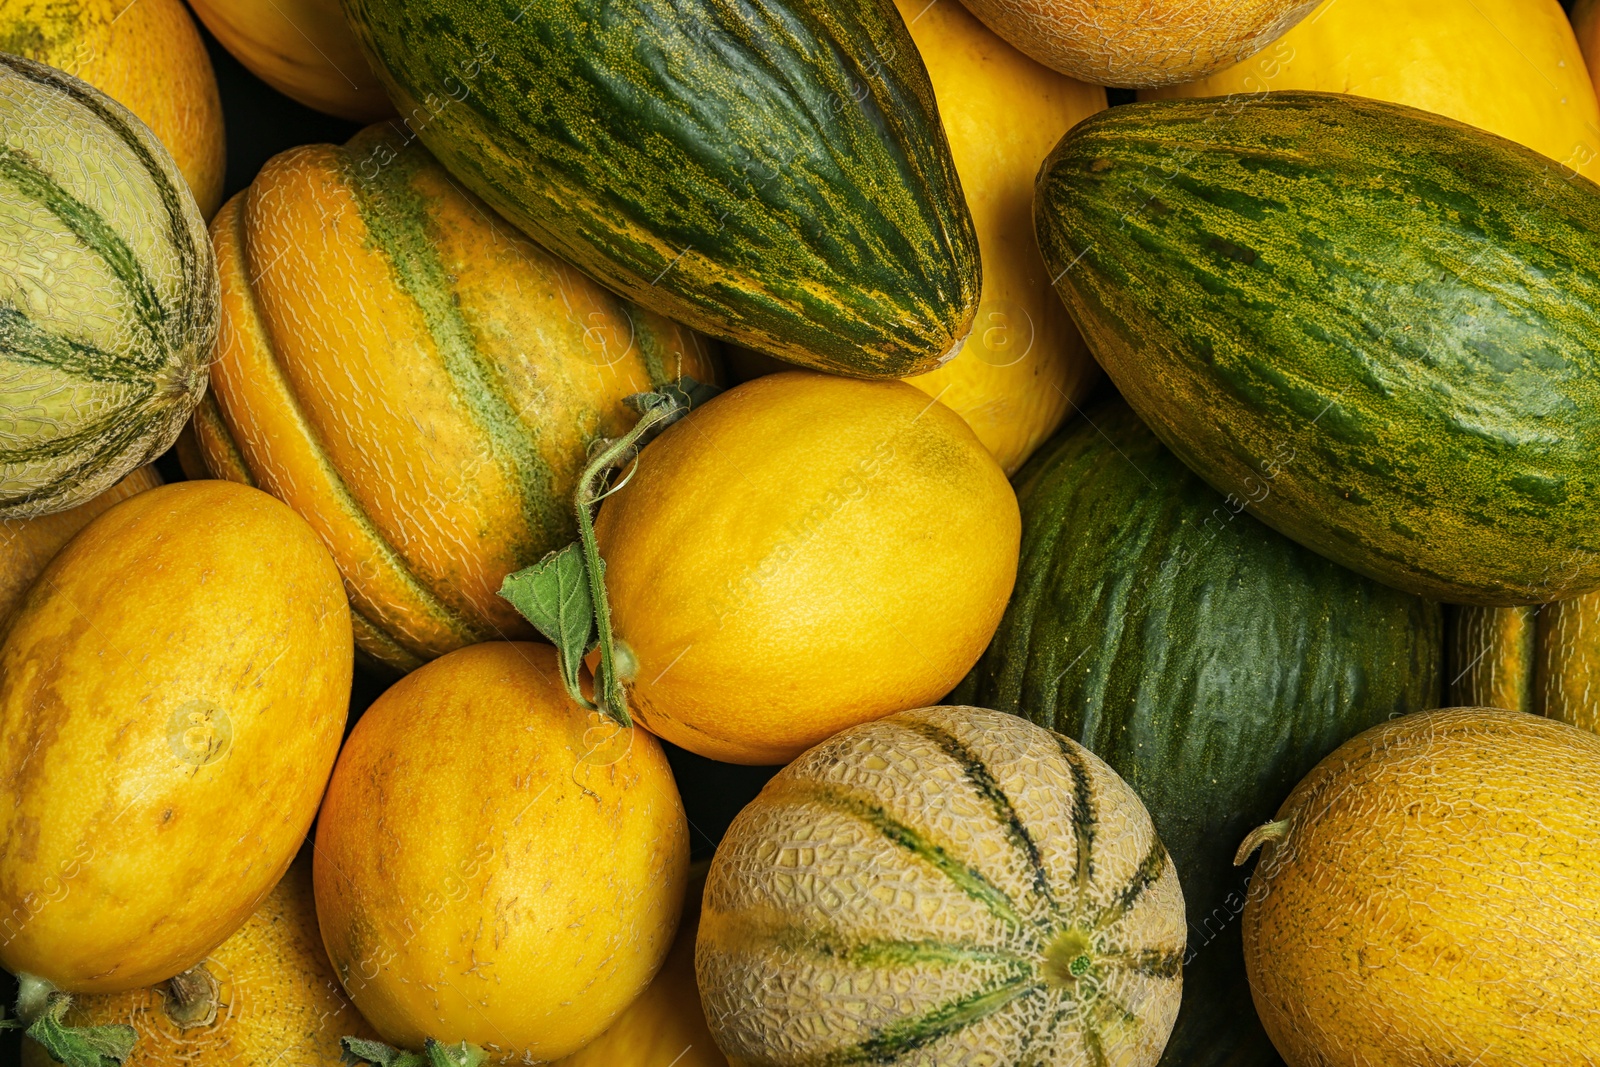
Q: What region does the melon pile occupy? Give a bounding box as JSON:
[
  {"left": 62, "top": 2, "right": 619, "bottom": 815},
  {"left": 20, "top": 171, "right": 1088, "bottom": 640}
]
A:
[{"left": 2, "top": 1, "right": 1600, "bottom": 1066}]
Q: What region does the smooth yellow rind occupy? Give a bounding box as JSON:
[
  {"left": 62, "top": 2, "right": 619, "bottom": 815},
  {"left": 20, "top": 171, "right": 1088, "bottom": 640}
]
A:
[
  {"left": 313, "top": 642, "right": 689, "bottom": 1062},
  {"left": 1147, "top": 0, "right": 1600, "bottom": 182},
  {"left": 0, "top": 481, "right": 351, "bottom": 992}
]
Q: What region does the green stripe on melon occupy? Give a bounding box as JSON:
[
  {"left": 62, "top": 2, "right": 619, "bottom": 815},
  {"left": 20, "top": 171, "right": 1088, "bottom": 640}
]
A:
[
  {"left": 0, "top": 53, "right": 216, "bottom": 518},
  {"left": 200, "top": 203, "right": 492, "bottom": 666},
  {"left": 956, "top": 398, "right": 1442, "bottom": 1067},
  {"left": 1034, "top": 91, "right": 1600, "bottom": 605},
  {"left": 699, "top": 705, "right": 1184, "bottom": 1067},
  {"left": 338, "top": 0, "right": 979, "bottom": 379}
]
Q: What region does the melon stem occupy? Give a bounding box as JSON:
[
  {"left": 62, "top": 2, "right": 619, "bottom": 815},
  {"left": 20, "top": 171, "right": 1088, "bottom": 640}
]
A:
[
  {"left": 163, "top": 964, "right": 219, "bottom": 1029},
  {"left": 572, "top": 379, "right": 716, "bottom": 726},
  {"left": 1234, "top": 819, "right": 1292, "bottom": 866},
  {"left": 13, "top": 974, "right": 53, "bottom": 1026}
]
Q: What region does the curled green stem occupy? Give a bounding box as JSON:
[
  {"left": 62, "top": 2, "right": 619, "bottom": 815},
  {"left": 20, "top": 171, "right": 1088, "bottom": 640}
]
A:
[
  {"left": 497, "top": 378, "right": 717, "bottom": 728},
  {"left": 574, "top": 401, "right": 685, "bottom": 725}
]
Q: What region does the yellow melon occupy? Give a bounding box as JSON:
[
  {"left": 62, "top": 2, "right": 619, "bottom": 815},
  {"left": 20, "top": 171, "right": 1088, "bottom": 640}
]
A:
[
  {"left": 591, "top": 372, "right": 1020, "bottom": 766},
  {"left": 895, "top": 0, "right": 1104, "bottom": 473},
  {"left": 21, "top": 853, "right": 379, "bottom": 1067},
  {"left": 0, "top": 480, "right": 351, "bottom": 993},
  {"left": 314, "top": 642, "right": 689, "bottom": 1063},
  {"left": 187, "top": 0, "right": 393, "bottom": 121},
  {"left": 952, "top": 0, "right": 1318, "bottom": 87},
  {"left": 555, "top": 864, "right": 726, "bottom": 1067},
  {"left": 1238, "top": 707, "right": 1600, "bottom": 1066},
  {"left": 1146, "top": 0, "right": 1600, "bottom": 183}
]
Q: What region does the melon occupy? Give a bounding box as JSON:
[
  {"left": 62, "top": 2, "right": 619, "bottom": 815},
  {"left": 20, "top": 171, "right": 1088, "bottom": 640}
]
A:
[
  {"left": 1238, "top": 707, "right": 1600, "bottom": 1066},
  {"left": 0, "top": 54, "right": 216, "bottom": 518},
  {"left": 698, "top": 705, "right": 1185, "bottom": 1066}
]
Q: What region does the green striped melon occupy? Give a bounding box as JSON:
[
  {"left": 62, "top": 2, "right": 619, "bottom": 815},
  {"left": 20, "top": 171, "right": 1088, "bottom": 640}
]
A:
[
  {"left": 1034, "top": 92, "right": 1600, "bottom": 605},
  {"left": 338, "top": 0, "right": 980, "bottom": 379},
  {"left": 698, "top": 705, "right": 1185, "bottom": 1067},
  {"left": 0, "top": 53, "right": 216, "bottom": 518}
]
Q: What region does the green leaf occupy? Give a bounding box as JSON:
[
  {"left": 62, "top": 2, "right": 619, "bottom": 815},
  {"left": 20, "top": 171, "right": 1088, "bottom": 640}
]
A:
[
  {"left": 24, "top": 992, "right": 136, "bottom": 1067},
  {"left": 337, "top": 1037, "right": 486, "bottom": 1067},
  {"left": 425, "top": 1039, "right": 488, "bottom": 1067},
  {"left": 498, "top": 543, "right": 596, "bottom": 709},
  {"left": 340, "top": 1037, "right": 427, "bottom": 1067}
]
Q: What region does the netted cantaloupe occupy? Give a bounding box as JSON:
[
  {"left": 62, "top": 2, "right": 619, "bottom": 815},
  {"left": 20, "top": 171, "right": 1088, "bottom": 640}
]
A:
[
  {"left": 1238, "top": 707, "right": 1600, "bottom": 1066},
  {"left": 0, "top": 55, "right": 217, "bottom": 518},
  {"left": 699, "top": 705, "right": 1185, "bottom": 1066}
]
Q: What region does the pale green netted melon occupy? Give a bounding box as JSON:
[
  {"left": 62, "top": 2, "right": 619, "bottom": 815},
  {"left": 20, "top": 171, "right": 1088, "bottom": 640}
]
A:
[
  {"left": 0, "top": 53, "right": 216, "bottom": 518},
  {"left": 698, "top": 705, "right": 1185, "bottom": 1066}
]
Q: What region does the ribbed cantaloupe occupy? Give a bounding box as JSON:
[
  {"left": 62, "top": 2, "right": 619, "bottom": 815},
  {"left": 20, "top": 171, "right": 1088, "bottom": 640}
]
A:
[
  {"left": 194, "top": 123, "right": 718, "bottom": 673},
  {"left": 1146, "top": 0, "right": 1600, "bottom": 183},
  {"left": 1238, "top": 707, "right": 1600, "bottom": 1065},
  {"left": 21, "top": 853, "right": 379, "bottom": 1067},
  {"left": 0, "top": 55, "right": 217, "bottom": 519},
  {"left": 699, "top": 705, "right": 1185, "bottom": 1066},
  {"left": 895, "top": 0, "right": 1104, "bottom": 473},
  {"left": 0, "top": 0, "right": 226, "bottom": 216},
  {"left": 0, "top": 480, "right": 351, "bottom": 993}
]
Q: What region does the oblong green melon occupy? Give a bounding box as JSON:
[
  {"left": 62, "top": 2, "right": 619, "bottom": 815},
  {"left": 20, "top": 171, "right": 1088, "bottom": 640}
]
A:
[
  {"left": 339, "top": 0, "right": 980, "bottom": 379},
  {"left": 955, "top": 398, "right": 1443, "bottom": 1067},
  {"left": 699, "top": 704, "right": 1185, "bottom": 1066},
  {"left": 0, "top": 54, "right": 217, "bottom": 518},
  {"left": 1034, "top": 91, "right": 1600, "bottom": 605}
]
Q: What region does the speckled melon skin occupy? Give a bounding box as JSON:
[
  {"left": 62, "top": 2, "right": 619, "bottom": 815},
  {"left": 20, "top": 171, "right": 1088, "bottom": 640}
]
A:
[
  {"left": 1241, "top": 707, "right": 1600, "bottom": 1067},
  {"left": 953, "top": 0, "right": 1318, "bottom": 87},
  {"left": 698, "top": 706, "right": 1184, "bottom": 1067}
]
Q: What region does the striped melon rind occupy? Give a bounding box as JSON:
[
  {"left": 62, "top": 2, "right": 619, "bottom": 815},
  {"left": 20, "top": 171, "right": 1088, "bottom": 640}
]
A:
[
  {"left": 0, "top": 53, "right": 216, "bottom": 518},
  {"left": 197, "top": 124, "right": 717, "bottom": 671},
  {"left": 1447, "top": 599, "right": 1600, "bottom": 733},
  {"left": 699, "top": 705, "right": 1184, "bottom": 1067},
  {"left": 1035, "top": 92, "right": 1600, "bottom": 605},
  {"left": 339, "top": 0, "right": 980, "bottom": 379}
]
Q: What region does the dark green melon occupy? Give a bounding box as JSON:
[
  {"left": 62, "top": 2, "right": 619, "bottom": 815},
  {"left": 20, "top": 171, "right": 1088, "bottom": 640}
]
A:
[
  {"left": 1034, "top": 91, "right": 1600, "bottom": 605},
  {"left": 953, "top": 398, "right": 1443, "bottom": 1067},
  {"left": 0, "top": 54, "right": 217, "bottom": 518},
  {"left": 339, "top": 0, "right": 979, "bottom": 379}
]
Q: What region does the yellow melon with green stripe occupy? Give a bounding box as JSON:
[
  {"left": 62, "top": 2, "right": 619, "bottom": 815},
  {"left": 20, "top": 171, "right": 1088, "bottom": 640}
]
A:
[
  {"left": 698, "top": 705, "right": 1185, "bottom": 1067},
  {"left": 193, "top": 123, "right": 719, "bottom": 672},
  {"left": 1448, "top": 600, "right": 1600, "bottom": 734},
  {"left": 1, "top": 53, "right": 216, "bottom": 518}
]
